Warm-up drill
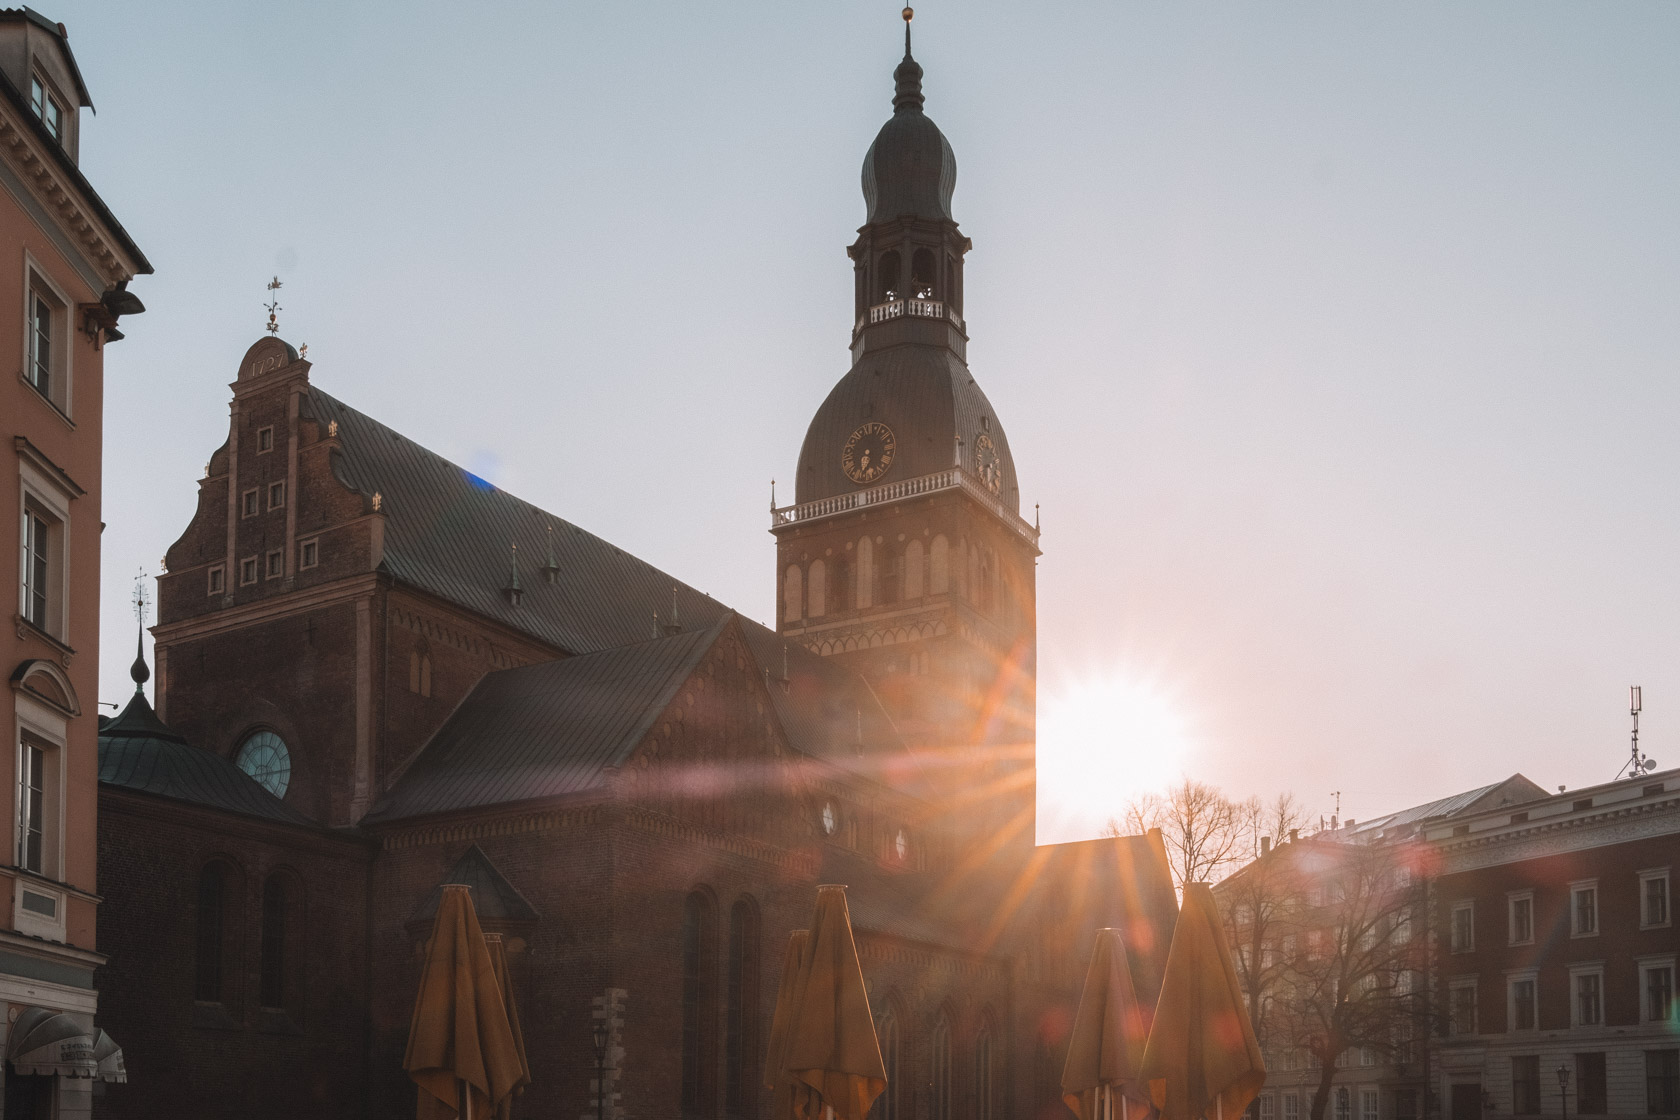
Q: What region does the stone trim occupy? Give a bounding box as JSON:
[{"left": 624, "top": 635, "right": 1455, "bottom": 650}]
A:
[
  {"left": 0, "top": 102, "right": 140, "bottom": 285},
  {"left": 1439, "top": 798, "right": 1680, "bottom": 873}
]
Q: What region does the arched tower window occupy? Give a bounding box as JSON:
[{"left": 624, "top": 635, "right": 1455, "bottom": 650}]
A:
[
  {"left": 903, "top": 539, "right": 924, "bottom": 599},
  {"left": 869, "top": 1007, "right": 900, "bottom": 1120},
  {"left": 808, "top": 560, "right": 827, "bottom": 618},
  {"left": 856, "top": 538, "right": 873, "bottom": 609},
  {"left": 783, "top": 564, "right": 803, "bottom": 623},
  {"left": 725, "top": 898, "right": 760, "bottom": 1120},
  {"left": 832, "top": 556, "right": 851, "bottom": 612},
  {"left": 929, "top": 535, "right": 948, "bottom": 594},
  {"left": 974, "top": 1022, "right": 994, "bottom": 1120},
  {"left": 877, "top": 251, "right": 901, "bottom": 303},
  {"left": 931, "top": 1014, "right": 953, "bottom": 1120},
  {"left": 911, "top": 248, "right": 936, "bottom": 299},
  {"left": 682, "top": 890, "right": 718, "bottom": 1118},
  {"left": 947, "top": 253, "right": 963, "bottom": 313},
  {"left": 879, "top": 542, "right": 899, "bottom": 606},
  {"left": 194, "top": 862, "right": 233, "bottom": 1002}
]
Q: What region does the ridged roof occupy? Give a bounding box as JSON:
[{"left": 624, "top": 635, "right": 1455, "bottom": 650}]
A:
[
  {"left": 367, "top": 615, "right": 916, "bottom": 824},
  {"left": 407, "top": 845, "right": 539, "bottom": 924},
  {"left": 98, "top": 693, "right": 312, "bottom": 827},
  {"left": 307, "top": 387, "right": 733, "bottom": 655}
]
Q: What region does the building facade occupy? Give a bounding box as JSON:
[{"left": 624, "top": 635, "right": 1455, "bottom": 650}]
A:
[
  {"left": 92, "top": 26, "right": 1180, "bottom": 1120},
  {"left": 0, "top": 8, "right": 148, "bottom": 1119},
  {"left": 1428, "top": 769, "right": 1680, "bottom": 1120}
]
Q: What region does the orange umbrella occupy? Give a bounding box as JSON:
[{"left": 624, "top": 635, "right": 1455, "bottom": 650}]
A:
[
  {"left": 772, "top": 885, "right": 886, "bottom": 1120},
  {"left": 483, "top": 933, "right": 531, "bottom": 1120},
  {"left": 765, "top": 929, "right": 812, "bottom": 1119},
  {"left": 1063, "top": 928, "right": 1156, "bottom": 1120},
  {"left": 405, "top": 885, "right": 529, "bottom": 1120},
  {"left": 1138, "top": 884, "right": 1265, "bottom": 1120}
]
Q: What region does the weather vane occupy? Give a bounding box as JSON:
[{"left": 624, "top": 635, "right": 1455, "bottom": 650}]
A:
[
  {"left": 265, "top": 276, "right": 283, "bottom": 336},
  {"left": 132, "top": 569, "right": 150, "bottom": 628}
]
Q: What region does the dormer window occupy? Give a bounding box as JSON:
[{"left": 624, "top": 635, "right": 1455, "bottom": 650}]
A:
[{"left": 29, "top": 76, "right": 62, "bottom": 142}]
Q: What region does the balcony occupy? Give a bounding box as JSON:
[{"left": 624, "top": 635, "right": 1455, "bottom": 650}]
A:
[
  {"left": 771, "top": 468, "right": 1039, "bottom": 548},
  {"left": 854, "top": 298, "right": 965, "bottom": 335}
]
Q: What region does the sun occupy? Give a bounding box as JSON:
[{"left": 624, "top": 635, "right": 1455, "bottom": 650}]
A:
[{"left": 1036, "top": 670, "right": 1196, "bottom": 843}]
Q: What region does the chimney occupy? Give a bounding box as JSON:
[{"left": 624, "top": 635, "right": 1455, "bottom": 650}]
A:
[
  {"left": 1330, "top": 814, "right": 1338, "bottom": 830},
  {"left": 1347, "top": 818, "right": 1355, "bottom": 831},
  {"left": 1288, "top": 828, "right": 1299, "bottom": 843},
  {"left": 1260, "top": 836, "right": 1272, "bottom": 856}
]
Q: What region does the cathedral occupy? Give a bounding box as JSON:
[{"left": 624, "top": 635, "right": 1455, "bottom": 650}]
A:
[{"left": 94, "top": 22, "right": 1177, "bottom": 1120}]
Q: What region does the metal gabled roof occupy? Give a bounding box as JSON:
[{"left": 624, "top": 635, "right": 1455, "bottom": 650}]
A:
[
  {"left": 97, "top": 693, "right": 312, "bottom": 827},
  {"left": 307, "top": 388, "right": 731, "bottom": 656},
  {"left": 407, "top": 845, "right": 538, "bottom": 925},
  {"left": 366, "top": 621, "right": 726, "bottom": 823}
]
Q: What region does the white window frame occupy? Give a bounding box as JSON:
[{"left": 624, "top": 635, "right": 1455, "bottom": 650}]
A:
[
  {"left": 1284, "top": 1095, "right": 1300, "bottom": 1120},
  {"left": 1506, "top": 969, "right": 1539, "bottom": 1033},
  {"left": 1638, "top": 956, "right": 1677, "bottom": 1025},
  {"left": 1639, "top": 868, "right": 1671, "bottom": 930},
  {"left": 21, "top": 254, "right": 72, "bottom": 418},
  {"left": 17, "top": 451, "right": 74, "bottom": 643},
  {"left": 1571, "top": 879, "right": 1599, "bottom": 938},
  {"left": 1449, "top": 977, "right": 1478, "bottom": 1037},
  {"left": 1451, "top": 900, "right": 1475, "bottom": 953},
  {"left": 1507, "top": 890, "right": 1534, "bottom": 946},
  {"left": 28, "top": 72, "right": 65, "bottom": 142},
  {"left": 1361, "top": 1087, "right": 1379, "bottom": 1120},
  {"left": 1570, "top": 962, "right": 1605, "bottom": 1028},
  {"left": 12, "top": 690, "right": 67, "bottom": 942},
  {"left": 1260, "top": 1095, "right": 1276, "bottom": 1120}
]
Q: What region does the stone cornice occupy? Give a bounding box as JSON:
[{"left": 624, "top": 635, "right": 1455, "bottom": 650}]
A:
[
  {"left": 1438, "top": 797, "right": 1680, "bottom": 873},
  {"left": 0, "top": 98, "right": 142, "bottom": 285},
  {"left": 152, "top": 571, "right": 384, "bottom": 645}
]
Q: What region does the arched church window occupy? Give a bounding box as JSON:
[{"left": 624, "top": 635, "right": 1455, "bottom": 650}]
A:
[
  {"left": 259, "top": 872, "right": 297, "bottom": 1011},
  {"left": 681, "top": 890, "right": 718, "bottom": 1118},
  {"left": 856, "top": 537, "right": 873, "bottom": 609},
  {"left": 832, "top": 557, "right": 851, "bottom": 612},
  {"left": 975, "top": 1023, "right": 995, "bottom": 1120},
  {"left": 807, "top": 560, "right": 826, "bottom": 618},
  {"left": 877, "top": 251, "right": 901, "bottom": 303},
  {"left": 911, "top": 248, "right": 936, "bottom": 299},
  {"left": 869, "top": 1008, "right": 900, "bottom": 1120},
  {"left": 903, "top": 540, "right": 924, "bottom": 599},
  {"left": 783, "top": 564, "right": 803, "bottom": 623},
  {"left": 420, "top": 654, "right": 431, "bottom": 698},
  {"left": 195, "top": 861, "right": 235, "bottom": 1002},
  {"left": 725, "top": 898, "right": 760, "bottom": 1120},
  {"left": 931, "top": 1014, "right": 952, "bottom": 1120},
  {"left": 929, "top": 535, "right": 949, "bottom": 594},
  {"left": 879, "top": 543, "right": 899, "bottom": 605}
]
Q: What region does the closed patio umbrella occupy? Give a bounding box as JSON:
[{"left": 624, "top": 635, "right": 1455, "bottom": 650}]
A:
[
  {"left": 483, "top": 933, "right": 530, "bottom": 1120},
  {"left": 405, "top": 885, "right": 528, "bottom": 1120},
  {"left": 1063, "top": 927, "right": 1155, "bottom": 1120},
  {"left": 1138, "top": 884, "right": 1265, "bottom": 1120},
  {"left": 772, "top": 885, "right": 886, "bottom": 1120},
  {"left": 765, "top": 929, "right": 812, "bottom": 1119}
]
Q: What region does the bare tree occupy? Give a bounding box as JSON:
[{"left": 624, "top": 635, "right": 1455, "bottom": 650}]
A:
[
  {"left": 1260, "top": 840, "right": 1438, "bottom": 1120},
  {"left": 1107, "top": 779, "right": 1254, "bottom": 891}
]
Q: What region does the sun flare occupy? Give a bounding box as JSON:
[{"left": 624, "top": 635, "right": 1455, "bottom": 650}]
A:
[{"left": 1036, "top": 671, "right": 1196, "bottom": 842}]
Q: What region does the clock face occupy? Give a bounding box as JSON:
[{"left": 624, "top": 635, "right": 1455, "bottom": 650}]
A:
[
  {"left": 235, "top": 729, "right": 292, "bottom": 798},
  {"left": 973, "top": 433, "right": 1003, "bottom": 495},
  {"left": 841, "top": 421, "right": 896, "bottom": 485}
]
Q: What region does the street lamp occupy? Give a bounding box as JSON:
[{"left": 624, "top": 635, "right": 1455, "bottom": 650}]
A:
[
  {"left": 593, "top": 1021, "right": 609, "bottom": 1120},
  {"left": 1556, "top": 1065, "right": 1570, "bottom": 1120}
]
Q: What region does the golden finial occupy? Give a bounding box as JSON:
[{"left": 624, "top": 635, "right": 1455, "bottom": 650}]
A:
[
  {"left": 299, "top": 342, "right": 308, "bottom": 359},
  {"left": 327, "top": 419, "right": 338, "bottom": 438},
  {"left": 264, "top": 276, "right": 283, "bottom": 336},
  {"left": 371, "top": 491, "right": 382, "bottom": 512}
]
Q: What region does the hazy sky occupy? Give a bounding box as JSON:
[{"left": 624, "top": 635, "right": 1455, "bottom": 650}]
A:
[{"left": 67, "top": 1, "right": 1680, "bottom": 842}]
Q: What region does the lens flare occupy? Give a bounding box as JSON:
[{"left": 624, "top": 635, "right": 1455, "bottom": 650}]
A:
[{"left": 1037, "top": 670, "right": 1196, "bottom": 843}]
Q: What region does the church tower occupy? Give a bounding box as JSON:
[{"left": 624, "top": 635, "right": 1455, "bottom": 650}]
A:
[{"left": 772, "top": 13, "right": 1039, "bottom": 816}]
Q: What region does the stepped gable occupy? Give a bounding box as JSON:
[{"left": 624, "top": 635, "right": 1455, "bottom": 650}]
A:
[
  {"left": 367, "top": 615, "right": 919, "bottom": 824},
  {"left": 98, "top": 692, "right": 313, "bottom": 827},
  {"left": 306, "top": 387, "right": 731, "bottom": 655}
]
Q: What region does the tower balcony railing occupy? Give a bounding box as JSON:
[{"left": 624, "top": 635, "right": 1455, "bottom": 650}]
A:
[
  {"left": 771, "top": 468, "right": 1039, "bottom": 547},
  {"left": 856, "top": 298, "right": 965, "bottom": 334}
]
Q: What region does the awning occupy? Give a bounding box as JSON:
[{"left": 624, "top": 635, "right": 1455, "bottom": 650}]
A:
[
  {"left": 8, "top": 1007, "right": 96, "bottom": 1079},
  {"left": 90, "top": 1029, "right": 126, "bottom": 1084}
]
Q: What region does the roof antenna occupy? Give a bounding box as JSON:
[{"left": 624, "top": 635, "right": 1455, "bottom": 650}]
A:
[
  {"left": 264, "top": 276, "right": 282, "bottom": 336},
  {"left": 1618, "top": 685, "right": 1657, "bottom": 780},
  {"left": 502, "top": 544, "right": 522, "bottom": 607},
  {"left": 130, "top": 570, "right": 151, "bottom": 695},
  {"left": 542, "top": 523, "right": 561, "bottom": 584}
]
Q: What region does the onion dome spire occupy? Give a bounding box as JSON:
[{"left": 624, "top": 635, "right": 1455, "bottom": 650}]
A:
[
  {"left": 130, "top": 621, "right": 149, "bottom": 694},
  {"left": 894, "top": 7, "right": 924, "bottom": 113},
  {"left": 861, "top": 6, "right": 956, "bottom": 224}
]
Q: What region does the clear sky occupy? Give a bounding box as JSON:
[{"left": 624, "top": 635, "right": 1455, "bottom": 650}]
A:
[{"left": 67, "top": 1, "right": 1680, "bottom": 842}]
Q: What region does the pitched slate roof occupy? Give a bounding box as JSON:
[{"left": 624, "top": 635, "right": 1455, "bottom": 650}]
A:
[
  {"left": 307, "top": 387, "right": 732, "bottom": 656},
  {"left": 366, "top": 621, "right": 724, "bottom": 822},
  {"left": 98, "top": 692, "right": 313, "bottom": 827},
  {"left": 407, "top": 845, "right": 539, "bottom": 925}
]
